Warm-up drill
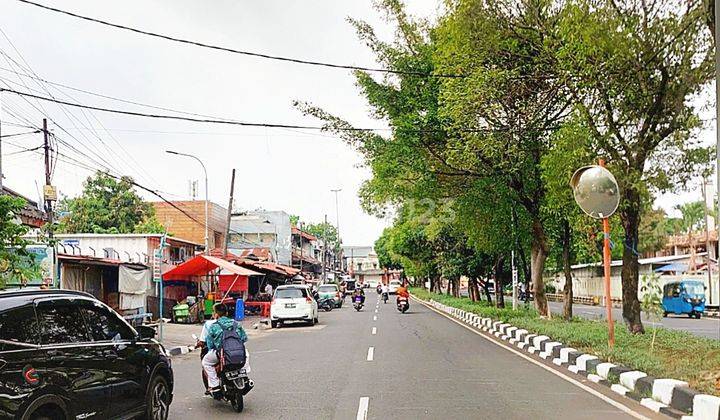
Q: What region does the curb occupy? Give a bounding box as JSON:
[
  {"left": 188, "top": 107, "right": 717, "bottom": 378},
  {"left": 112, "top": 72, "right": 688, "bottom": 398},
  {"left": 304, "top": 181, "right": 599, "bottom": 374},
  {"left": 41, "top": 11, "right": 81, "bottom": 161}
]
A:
[
  {"left": 416, "top": 296, "right": 720, "bottom": 420},
  {"left": 168, "top": 344, "right": 197, "bottom": 357}
]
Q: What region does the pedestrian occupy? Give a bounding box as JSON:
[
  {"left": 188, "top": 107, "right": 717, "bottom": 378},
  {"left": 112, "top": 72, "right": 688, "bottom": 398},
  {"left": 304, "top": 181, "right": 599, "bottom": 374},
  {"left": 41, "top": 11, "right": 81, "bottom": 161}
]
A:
[{"left": 264, "top": 282, "right": 273, "bottom": 296}]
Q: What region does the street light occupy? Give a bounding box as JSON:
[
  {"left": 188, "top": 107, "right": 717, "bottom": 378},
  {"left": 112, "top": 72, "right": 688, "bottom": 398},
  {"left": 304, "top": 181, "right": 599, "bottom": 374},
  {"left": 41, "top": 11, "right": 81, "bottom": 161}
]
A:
[
  {"left": 571, "top": 161, "right": 620, "bottom": 348},
  {"left": 331, "top": 188, "right": 341, "bottom": 270},
  {"left": 166, "top": 150, "right": 209, "bottom": 255}
]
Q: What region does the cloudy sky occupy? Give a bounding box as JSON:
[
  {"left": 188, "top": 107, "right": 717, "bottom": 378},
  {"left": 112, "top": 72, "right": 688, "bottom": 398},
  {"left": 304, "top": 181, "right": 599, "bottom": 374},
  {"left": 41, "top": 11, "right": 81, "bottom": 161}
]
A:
[{"left": 0, "top": 0, "right": 714, "bottom": 246}]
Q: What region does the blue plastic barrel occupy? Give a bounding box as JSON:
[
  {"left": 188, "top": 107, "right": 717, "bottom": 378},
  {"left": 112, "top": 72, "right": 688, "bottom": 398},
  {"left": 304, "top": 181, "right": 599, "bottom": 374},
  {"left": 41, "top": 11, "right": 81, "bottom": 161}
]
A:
[{"left": 234, "top": 299, "right": 245, "bottom": 321}]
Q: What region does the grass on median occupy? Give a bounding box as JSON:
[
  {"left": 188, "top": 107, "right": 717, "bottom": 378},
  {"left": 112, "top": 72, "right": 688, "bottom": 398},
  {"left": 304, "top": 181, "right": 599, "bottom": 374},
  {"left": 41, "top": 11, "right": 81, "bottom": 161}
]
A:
[{"left": 410, "top": 287, "right": 720, "bottom": 396}]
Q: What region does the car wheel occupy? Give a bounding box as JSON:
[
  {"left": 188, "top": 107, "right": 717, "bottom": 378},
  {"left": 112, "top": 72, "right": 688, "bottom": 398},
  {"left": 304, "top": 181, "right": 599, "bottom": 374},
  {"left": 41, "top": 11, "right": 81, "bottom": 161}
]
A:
[
  {"left": 696, "top": 312, "right": 702, "bottom": 319},
  {"left": 271, "top": 320, "right": 278, "bottom": 328},
  {"left": 314, "top": 315, "right": 319, "bottom": 323},
  {"left": 662, "top": 311, "right": 668, "bottom": 318},
  {"left": 144, "top": 374, "right": 170, "bottom": 420}
]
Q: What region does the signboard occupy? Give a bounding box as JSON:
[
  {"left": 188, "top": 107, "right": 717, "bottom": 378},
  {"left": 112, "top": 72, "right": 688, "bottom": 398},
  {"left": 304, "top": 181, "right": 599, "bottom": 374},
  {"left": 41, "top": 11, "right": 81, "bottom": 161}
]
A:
[
  {"left": 1, "top": 245, "right": 55, "bottom": 288},
  {"left": 43, "top": 185, "right": 57, "bottom": 202}
]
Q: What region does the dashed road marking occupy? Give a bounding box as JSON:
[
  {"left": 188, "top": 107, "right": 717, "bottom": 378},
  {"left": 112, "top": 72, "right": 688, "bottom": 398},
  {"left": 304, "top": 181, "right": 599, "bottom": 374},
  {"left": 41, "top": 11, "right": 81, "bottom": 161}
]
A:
[
  {"left": 372, "top": 327, "right": 377, "bottom": 335},
  {"left": 373, "top": 315, "right": 377, "bottom": 321},
  {"left": 367, "top": 346, "right": 374, "bottom": 361},
  {"left": 357, "top": 397, "right": 369, "bottom": 420}
]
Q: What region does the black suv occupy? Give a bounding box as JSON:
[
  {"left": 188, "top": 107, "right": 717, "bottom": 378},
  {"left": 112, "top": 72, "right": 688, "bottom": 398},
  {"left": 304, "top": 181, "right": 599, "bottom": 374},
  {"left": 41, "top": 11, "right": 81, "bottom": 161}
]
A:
[{"left": 0, "top": 289, "right": 173, "bottom": 420}]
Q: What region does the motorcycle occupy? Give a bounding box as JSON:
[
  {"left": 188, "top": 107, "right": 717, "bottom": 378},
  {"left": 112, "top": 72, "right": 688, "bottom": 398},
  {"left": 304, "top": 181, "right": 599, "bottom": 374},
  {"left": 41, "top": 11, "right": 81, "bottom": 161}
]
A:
[
  {"left": 353, "top": 295, "right": 364, "bottom": 311},
  {"left": 382, "top": 292, "right": 389, "bottom": 304},
  {"left": 194, "top": 334, "right": 254, "bottom": 413},
  {"left": 317, "top": 297, "right": 334, "bottom": 312},
  {"left": 376, "top": 285, "right": 382, "bottom": 295},
  {"left": 397, "top": 296, "right": 409, "bottom": 313}
]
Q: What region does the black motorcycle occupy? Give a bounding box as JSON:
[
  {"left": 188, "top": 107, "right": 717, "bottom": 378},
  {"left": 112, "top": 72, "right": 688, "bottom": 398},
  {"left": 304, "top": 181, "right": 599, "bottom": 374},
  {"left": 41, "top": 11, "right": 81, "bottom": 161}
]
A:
[
  {"left": 397, "top": 296, "right": 409, "bottom": 313},
  {"left": 317, "top": 297, "right": 334, "bottom": 312},
  {"left": 382, "top": 292, "right": 389, "bottom": 304},
  {"left": 196, "top": 336, "right": 253, "bottom": 412},
  {"left": 353, "top": 295, "right": 364, "bottom": 311}
]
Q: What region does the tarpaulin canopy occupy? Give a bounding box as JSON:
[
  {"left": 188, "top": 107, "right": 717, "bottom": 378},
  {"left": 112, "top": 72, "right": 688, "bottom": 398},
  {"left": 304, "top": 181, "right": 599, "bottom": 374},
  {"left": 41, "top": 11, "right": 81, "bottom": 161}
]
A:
[
  {"left": 655, "top": 263, "right": 688, "bottom": 273},
  {"left": 163, "top": 255, "right": 261, "bottom": 281}
]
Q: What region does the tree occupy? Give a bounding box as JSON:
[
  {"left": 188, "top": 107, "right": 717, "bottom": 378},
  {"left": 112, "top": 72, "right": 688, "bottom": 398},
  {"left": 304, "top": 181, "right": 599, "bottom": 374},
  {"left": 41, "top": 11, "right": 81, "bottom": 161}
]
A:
[
  {"left": 305, "top": 221, "right": 340, "bottom": 252},
  {"left": 0, "top": 196, "right": 39, "bottom": 288},
  {"left": 556, "top": 0, "right": 714, "bottom": 333},
  {"left": 57, "top": 172, "right": 164, "bottom": 234}
]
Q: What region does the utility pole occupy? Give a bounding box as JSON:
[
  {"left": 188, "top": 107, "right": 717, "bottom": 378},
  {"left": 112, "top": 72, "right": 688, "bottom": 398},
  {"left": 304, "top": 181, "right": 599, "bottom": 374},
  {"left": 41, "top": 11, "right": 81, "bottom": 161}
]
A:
[
  {"left": 331, "top": 188, "right": 341, "bottom": 245},
  {"left": 42, "top": 119, "right": 56, "bottom": 287},
  {"left": 299, "top": 222, "right": 304, "bottom": 276},
  {"left": 222, "top": 169, "right": 236, "bottom": 258},
  {"left": 702, "top": 178, "right": 713, "bottom": 304},
  {"left": 715, "top": 0, "right": 720, "bottom": 307},
  {"left": 322, "top": 214, "right": 327, "bottom": 283},
  {"left": 0, "top": 90, "right": 3, "bottom": 191}
]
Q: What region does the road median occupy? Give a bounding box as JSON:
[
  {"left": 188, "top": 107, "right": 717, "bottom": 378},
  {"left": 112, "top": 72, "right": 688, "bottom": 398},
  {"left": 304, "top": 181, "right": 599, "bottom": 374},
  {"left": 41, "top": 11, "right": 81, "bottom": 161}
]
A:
[{"left": 411, "top": 287, "right": 720, "bottom": 419}]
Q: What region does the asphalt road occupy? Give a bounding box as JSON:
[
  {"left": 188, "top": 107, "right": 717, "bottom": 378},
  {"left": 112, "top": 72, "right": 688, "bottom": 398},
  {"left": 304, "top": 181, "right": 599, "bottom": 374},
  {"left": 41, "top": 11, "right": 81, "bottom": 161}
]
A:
[
  {"left": 168, "top": 295, "right": 662, "bottom": 419},
  {"left": 547, "top": 301, "right": 720, "bottom": 340}
]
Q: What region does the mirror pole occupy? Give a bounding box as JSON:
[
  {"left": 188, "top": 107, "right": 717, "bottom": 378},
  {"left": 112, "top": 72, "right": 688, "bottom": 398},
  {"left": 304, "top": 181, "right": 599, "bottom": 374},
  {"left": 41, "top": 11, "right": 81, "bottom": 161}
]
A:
[{"left": 599, "top": 159, "right": 615, "bottom": 348}]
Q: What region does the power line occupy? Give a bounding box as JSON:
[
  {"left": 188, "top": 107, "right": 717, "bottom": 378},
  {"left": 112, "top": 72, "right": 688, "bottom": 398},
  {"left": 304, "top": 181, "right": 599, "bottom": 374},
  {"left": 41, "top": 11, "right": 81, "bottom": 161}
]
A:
[
  {"left": 0, "top": 129, "right": 40, "bottom": 138},
  {"left": 0, "top": 87, "right": 381, "bottom": 131},
  {"left": 16, "top": 0, "right": 464, "bottom": 79}
]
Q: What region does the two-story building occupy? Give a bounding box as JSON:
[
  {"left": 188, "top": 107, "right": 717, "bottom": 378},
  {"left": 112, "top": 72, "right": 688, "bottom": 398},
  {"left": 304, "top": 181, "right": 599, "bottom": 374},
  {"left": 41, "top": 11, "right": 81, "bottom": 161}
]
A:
[
  {"left": 228, "top": 210, "right": 292, "bottom": 265},
  {"left": 153, "top": 200, "right": 228, "bottom": 251}
]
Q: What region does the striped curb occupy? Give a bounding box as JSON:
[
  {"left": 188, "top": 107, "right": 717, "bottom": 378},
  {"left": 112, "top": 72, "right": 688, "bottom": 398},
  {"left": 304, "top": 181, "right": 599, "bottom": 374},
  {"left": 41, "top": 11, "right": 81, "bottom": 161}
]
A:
[{"left": 420, "top": 297, "right": 720, "bottom": 420}]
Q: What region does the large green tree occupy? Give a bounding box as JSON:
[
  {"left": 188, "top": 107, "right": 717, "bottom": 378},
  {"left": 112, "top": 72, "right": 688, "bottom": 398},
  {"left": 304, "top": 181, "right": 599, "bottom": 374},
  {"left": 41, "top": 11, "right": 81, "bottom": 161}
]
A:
[
  {"left": 57, "top": 172, "right": 164, "bottom": 234},
  {"left": 556, "top": 0, "right": 714, "bottom": 332}
]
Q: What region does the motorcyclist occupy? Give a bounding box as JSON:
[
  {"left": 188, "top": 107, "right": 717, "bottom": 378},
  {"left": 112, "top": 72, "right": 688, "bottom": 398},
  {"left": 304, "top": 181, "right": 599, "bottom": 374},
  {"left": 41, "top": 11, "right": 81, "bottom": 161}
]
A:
[
  {"left": 381, "top": 283, "right": 390, "bottom": 303},
  {"left": 396, "top": 282, "right": 410, "bottom": 303},
  {"left": 352, "top": 287, "right": 365, "bottom": 304},
  {"left": 201, "top": 303, "right": 248, "bottom": 397}
]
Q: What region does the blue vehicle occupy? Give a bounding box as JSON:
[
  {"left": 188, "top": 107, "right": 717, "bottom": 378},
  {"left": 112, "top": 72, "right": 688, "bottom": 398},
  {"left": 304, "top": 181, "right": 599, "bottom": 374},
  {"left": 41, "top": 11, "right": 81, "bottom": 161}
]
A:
[{"left": 662, "top": 280, "right": 706, "bottom": 319}]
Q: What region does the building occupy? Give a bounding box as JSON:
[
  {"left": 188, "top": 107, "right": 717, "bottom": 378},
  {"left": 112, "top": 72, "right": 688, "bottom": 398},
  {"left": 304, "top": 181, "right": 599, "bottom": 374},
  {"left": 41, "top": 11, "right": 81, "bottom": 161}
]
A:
[
  {"left": 153, "top": 200, "right": 228, "bottom": 251},
  {"left": 292, "top": 226, "right": 320, "bottom": 276},
  {"left": 342, "top": 246, "right": 379, "bottom": 273},
  {"left": 1, "top": 185, "right": 46, "bottom": 229},
  {"left": 228, "top": 210, "right": 292, "bottom": 265},
  {"left": 546, "top": 253, "right": 719, "bottom": 306}
]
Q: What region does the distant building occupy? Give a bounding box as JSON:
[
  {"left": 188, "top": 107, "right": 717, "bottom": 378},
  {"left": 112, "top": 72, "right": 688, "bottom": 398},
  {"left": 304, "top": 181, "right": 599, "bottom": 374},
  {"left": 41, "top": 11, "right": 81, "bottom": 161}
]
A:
[
  {"left": 228, "top": 210, "right": 292, "bottom": 265},
  {"left": 292, "top": 226, "right": 320, "bottom": 276},
  {"left": 342, "top": 246, "right": 379, "bottom": 273},
  {"left": 153, "top": 200, "right": 228, "bottom": 251}
]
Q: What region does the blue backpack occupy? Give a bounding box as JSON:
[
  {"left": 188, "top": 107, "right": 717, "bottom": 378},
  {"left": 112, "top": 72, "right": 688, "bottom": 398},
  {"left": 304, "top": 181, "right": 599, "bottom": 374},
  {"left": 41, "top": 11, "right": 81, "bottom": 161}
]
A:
[{"left": 220, "top": 321, "right": 246, "bottom": 368}]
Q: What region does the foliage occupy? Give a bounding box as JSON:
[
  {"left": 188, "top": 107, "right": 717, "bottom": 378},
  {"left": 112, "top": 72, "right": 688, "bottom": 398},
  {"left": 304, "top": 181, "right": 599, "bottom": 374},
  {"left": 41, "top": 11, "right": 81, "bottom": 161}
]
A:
[
  {"left": 0, "top": 196, "right": 40, "bottom": 288},
  {"left": 412, "top": 287, "right": 720, "bottom": 395},
  {"left": 304, "top": 221, "right": 341, "bottom": 251},
  {"left": 289, "top": 214, "right": 300, "bottom": 227},
  {"left": 57, "top": 172, "right": 164, "bottom": 234},
  {"left": 640, "top": 274, "right": 665, "bottom": 353}
]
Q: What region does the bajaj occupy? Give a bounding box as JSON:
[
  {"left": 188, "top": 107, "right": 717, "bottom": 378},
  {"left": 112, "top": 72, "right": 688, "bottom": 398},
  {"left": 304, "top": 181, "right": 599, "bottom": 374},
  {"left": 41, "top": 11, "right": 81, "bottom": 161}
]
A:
[{"left": 662, "top": 280, "right": 706, "bottom": 319}]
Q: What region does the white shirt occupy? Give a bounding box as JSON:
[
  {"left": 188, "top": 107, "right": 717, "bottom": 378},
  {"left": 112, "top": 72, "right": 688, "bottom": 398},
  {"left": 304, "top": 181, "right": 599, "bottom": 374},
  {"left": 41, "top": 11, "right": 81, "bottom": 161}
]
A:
[
  {"left": 381, "top": 285, "right": 389, "bottom": 293},
  {"left": 264, "top": 284, "right": 273, "bottom": 295}
]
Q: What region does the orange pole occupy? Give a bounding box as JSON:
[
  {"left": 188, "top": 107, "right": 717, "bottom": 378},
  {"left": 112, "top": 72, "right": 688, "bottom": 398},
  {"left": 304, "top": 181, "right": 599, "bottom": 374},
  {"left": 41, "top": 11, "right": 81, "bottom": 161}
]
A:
[
  {"left": 602, "top": 217, "right": 615, "bottom": 348},
  {"left": 598, "top": 158, "right": 615, "bottom": 348}
]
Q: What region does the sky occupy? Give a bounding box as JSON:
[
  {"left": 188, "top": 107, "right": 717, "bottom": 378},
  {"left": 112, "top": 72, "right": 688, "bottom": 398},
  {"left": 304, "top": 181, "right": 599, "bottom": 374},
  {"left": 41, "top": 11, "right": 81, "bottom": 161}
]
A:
[
  {"left": 0, "top": 0, "right": 442, "bottom": 246},
  {"left": 0, "top": 0, "right": 715, "bottom": 247}
]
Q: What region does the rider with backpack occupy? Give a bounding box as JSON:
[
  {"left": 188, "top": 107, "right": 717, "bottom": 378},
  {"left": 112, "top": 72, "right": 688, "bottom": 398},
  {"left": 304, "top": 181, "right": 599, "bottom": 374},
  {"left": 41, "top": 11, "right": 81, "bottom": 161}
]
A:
[{"left": 202, "top": 303, "right": 248, "bottom": 396}]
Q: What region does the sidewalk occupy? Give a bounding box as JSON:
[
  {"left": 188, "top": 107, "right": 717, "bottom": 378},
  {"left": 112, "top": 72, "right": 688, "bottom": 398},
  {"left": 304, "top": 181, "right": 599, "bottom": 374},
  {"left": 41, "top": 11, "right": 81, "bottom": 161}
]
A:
[{"left": 154, "top": 317, "right": 268, "bottom": 356}]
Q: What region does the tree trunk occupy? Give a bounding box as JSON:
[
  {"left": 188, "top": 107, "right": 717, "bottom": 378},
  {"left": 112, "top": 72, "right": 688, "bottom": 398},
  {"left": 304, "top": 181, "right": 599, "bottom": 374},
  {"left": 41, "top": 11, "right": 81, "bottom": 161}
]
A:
[
  {"left": 531, "top": 219, "right": 549, "bottom": 316},
  {"left": 494, "top": 256, "right": 506, "bottom": 309},
  {"left": 620, "top": 188, "right": 645, "bottom": 334},
  {"left": 561, "top": 219, "right": 573, "bottom": 320},
  {"left": 481, "top": 279, "right": 492, "bottom": 302},
  {"left": 446, "top": 278, "right": 451, "bottom": 295},
  {"left": 469, "top": 277, "right": 481, "bottom": 302}
]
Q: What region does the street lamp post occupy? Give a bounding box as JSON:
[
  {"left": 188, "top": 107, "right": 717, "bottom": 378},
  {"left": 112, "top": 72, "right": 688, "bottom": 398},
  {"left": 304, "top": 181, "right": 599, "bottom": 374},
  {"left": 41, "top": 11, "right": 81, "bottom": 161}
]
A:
[
  {"left": 571, "top": 161, "right": 620, "bottom": 348},
  {"left": 167, "top": 150, "right": 209, "bottom": 255},
  {"left": 331, "top": 188, "right": 341, "bottom": 270}
]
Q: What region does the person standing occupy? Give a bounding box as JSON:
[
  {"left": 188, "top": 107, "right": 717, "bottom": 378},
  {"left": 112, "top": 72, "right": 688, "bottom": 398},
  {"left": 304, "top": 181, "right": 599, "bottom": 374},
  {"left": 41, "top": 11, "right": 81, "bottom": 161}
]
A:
[{"left": 264, "top": 282, "right": 273, "bottom": 296}]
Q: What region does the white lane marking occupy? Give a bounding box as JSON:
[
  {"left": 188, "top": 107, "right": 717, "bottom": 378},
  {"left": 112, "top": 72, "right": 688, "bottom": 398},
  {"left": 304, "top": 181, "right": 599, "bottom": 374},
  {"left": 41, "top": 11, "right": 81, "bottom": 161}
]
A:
[
  {"left": 367, "top": 346, "right": 374, "bottom": 361},
  {"left": 372, "top": 327, "right": 377, "bottom": 335},
  {"left": 356, "top": 397, "right": 369, "bottom": 420},
  {"left": 375, "top": 309, "right": 378, "bottom": 313},
  {"left": 415, "top": 297, "right": 651, "bottom": 420},
  {"left": 253, "top": 349, "right": 279, "bottom": 354},
  {"left": 373, "top": 315, "right": 377, "bottom": 321}
]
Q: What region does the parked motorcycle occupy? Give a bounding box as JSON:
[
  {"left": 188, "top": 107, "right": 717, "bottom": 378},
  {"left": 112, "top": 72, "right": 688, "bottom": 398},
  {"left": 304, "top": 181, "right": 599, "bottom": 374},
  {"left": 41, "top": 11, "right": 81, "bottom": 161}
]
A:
[
  {"left": 194, "top": 334, "right": 254, "bottom": 413},
  {"left": 382, "top": 292, "right": 389, "bottom": 304},
  {"left": 397, "top": 296, "right": 409, "bottom": 313},
  {"left": 317, "top": 297, "right": 334, "bottom": 312},
  {"left": 353, "top": 295, "right": 364, "bottom": 311}
]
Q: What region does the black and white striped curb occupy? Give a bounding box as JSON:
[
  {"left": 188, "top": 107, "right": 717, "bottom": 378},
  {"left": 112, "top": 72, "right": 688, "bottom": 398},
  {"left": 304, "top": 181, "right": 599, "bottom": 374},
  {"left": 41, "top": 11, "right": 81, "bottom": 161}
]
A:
[
  {"left": 420, "top": 297, "right": 720, "bottom": 420},
  {"left": 168, "top": 344, "right": 196, "bottom": 356}
]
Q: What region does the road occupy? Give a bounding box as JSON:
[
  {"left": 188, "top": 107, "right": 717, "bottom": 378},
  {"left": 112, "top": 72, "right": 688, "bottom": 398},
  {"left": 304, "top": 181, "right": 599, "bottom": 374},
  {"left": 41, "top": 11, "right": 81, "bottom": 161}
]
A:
[
  {"left": 169, "top": 295, "right": 662, "bottom": 419},
  {"left": 547, "top": 301, "right": 720, "bottom": 340}
]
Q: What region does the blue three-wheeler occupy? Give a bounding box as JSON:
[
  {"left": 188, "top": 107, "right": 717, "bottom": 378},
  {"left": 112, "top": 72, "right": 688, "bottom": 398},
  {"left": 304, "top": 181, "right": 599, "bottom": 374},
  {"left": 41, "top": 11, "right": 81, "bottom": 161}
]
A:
[{"left": 662, "top": 280, "right": 706, "bottom": 319}]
